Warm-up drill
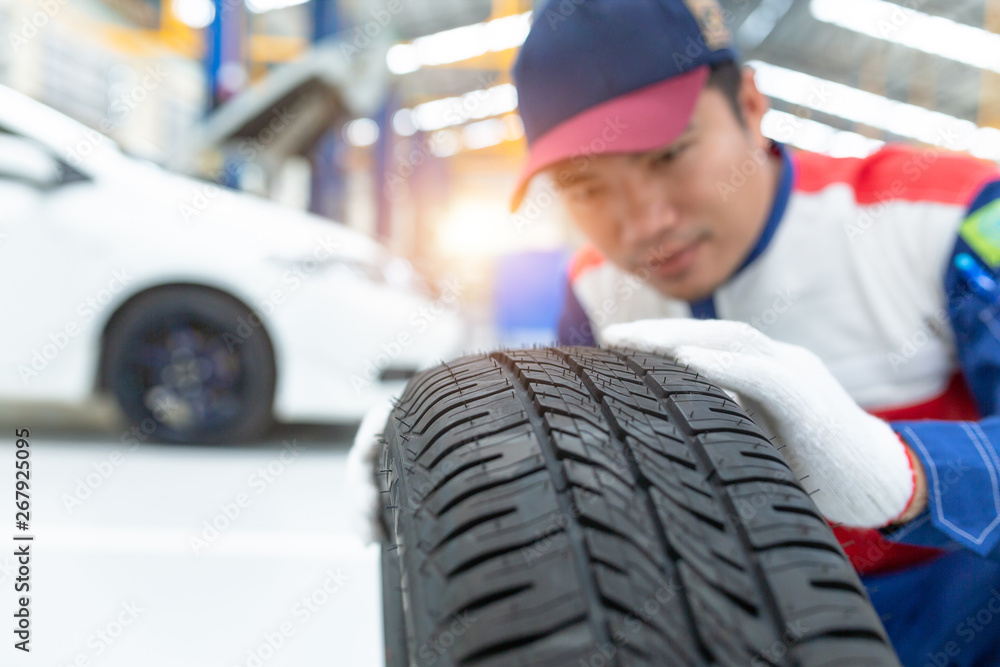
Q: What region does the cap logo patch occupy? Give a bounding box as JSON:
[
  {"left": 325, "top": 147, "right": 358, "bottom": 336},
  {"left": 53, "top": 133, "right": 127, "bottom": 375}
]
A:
[{"left": 683, "top": 0, "right": 731, "bottom": 50}]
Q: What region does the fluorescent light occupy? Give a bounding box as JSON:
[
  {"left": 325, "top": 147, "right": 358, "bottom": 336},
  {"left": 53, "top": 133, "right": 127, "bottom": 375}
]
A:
[
  {"left": 411, "top": 23, "right": 488, "bottom": 66},
  {"left": 738, "top": 0, "right": 794, "bottom": 49},
  {"left": 761, "top": 109, "right": 884, "bottom": 157},
  {"left": 386, "top": 45, "right": 420, "bottom": 75},
  {"left": 461, "top": 118, "right": 507, "bottom": 150},
  {"left": 387, "top": 11, "right": 532, "bottom": 74},
  {"left": 827, "top": 130, "right": 885, "bottom": 157},
  {"left": 750, "top": 60, "right": 988, "bottom": 155},
  {"left": 246, "top": 0, "right": 308, "bottom": 13},
  {"left": 972, "top": 127, "right": 1000, "bottom": 161},
  {"left": 429, "top": 130, "right": 461, "bottom": 157},
  {"left": 344, "top": 118, "right": 380, "bottom": 147},
  {"left": 811, "top": 0, "right": 1000, "bottom": 73},
  {"left": 503, "top": 114, "right": 525, "bottom": 141},
  {"left": 485, "top": 12, "right": 533, "bottom": 51},
  {"left": 173, "top": 0, "right": 215, "bottom": 28},
  {"left": 391, "top": 109, "right": 417, "bottom": 137},
  {"left": 456, "top": 114, "right": 525, "bottom": 150},
  {"left": 410, "top": 83, "right": 518, "bottom": 132}
]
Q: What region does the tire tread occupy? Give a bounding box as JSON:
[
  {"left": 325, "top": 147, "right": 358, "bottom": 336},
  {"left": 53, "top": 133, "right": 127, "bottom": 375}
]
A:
[{"left": 379, "top": 347, "right": 900, "bottom": 666}]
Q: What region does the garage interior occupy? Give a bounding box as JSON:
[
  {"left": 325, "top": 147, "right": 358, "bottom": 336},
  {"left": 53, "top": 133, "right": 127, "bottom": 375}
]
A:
[{"left": 3, "top": 0, "right": 1000, "bottom": 665}]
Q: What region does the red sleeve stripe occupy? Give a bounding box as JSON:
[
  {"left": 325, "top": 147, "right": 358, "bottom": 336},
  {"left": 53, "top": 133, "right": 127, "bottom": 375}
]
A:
[
  {"left": 793, "top": 144, "right": 1000, "bottom": 206},
  {"left": 568, "top": 243, "right": 606, "bottom": 283}
]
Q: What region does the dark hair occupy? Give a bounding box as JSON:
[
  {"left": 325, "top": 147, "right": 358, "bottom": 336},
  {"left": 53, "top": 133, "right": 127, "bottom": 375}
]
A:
[{"left": 705, "top": 60, "right": 745, "bottom": 127}]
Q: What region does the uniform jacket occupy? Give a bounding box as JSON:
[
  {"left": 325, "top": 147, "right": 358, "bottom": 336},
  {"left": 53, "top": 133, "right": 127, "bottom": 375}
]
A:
[{"left": 557, "top": 141, "right": 1000, "bottom": 579}]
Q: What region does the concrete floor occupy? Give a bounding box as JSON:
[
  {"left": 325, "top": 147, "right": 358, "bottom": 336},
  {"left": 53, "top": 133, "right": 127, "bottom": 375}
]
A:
[{"left": 0, "top": 408, "right": 383, "bottom": 667}]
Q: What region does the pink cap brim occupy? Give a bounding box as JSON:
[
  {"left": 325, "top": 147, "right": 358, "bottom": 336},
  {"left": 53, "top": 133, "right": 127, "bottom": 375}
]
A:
[{"left": 510, "top": 65, "right": 709, "bottom": 212}]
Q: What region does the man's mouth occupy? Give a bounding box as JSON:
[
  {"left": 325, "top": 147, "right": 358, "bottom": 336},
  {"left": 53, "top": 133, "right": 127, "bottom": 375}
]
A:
[{"left": 643, "top": 238, "right": 703, "bottom": 279}]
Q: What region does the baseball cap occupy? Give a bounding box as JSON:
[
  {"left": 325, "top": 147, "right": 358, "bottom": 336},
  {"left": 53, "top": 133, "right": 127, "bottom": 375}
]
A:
[{"left": 510, "top": 0, "right": 738, "bottom": 211}]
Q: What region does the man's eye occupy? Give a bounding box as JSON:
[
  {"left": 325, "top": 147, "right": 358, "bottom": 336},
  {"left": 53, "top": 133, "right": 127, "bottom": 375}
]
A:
[
  {"left": 654, "top": 143, "right": 689, "bottom": 165},
  {"left": 570, "top": 185, "right": 605, "bottom": 201}
]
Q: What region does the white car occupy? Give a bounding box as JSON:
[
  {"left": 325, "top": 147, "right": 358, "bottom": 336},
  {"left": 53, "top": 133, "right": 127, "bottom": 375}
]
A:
[{"left": 0, "top": 85, "right": 466, "bottom": 443}]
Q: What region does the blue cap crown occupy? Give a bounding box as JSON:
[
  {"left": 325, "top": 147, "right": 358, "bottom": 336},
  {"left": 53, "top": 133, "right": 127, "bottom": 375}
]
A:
[{"left": 514, "top": 0, "right": 738, "bottom": 146}]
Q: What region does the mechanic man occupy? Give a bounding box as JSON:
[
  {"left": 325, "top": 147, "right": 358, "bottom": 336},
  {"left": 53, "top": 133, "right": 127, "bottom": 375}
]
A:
[{"left": 508, "top": 0, "right": 1000, "bottom": 664}]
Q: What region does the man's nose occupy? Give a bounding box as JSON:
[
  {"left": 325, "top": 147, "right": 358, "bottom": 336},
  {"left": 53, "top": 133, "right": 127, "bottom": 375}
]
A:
[{"left": 621, "top": 188, "right": 679, "bottom": 248}]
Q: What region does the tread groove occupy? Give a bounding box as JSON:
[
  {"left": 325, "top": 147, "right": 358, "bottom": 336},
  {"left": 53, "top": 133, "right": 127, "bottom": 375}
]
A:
[
  {"left": 411, "top": 410, "right": 491, "bottom": 459},
  {"left": 488, "top": 351, "right": 615, "bottom": 654},
  {"left": 425, "top": 453, "right": 504, "bottom": 492},
  {"left": 446, "top": 531, "right": 563, "bottom": 577},
  {"left": 447, "top": 583, "right": 533, "bottom": 618},
  {"left": 613, "top": 350, "right": 790, "bottom": 654},
  {"left": 459, "top": 615, "right": 590, "bottom": 665},
  {"left": 435, "top": 466, "right": 548, "bottom": 517},
  {"left": 809, "top": 578, "right": 867, "bottom": 597},
  {"left": 431, "top": 508, "right": 517, "bottom": 551},
  {"left": 553, "top": 348, "right": 716, "bottom": 664}
]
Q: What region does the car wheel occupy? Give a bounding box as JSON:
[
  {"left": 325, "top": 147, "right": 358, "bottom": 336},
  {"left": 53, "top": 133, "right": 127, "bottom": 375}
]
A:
[
  {"left": 103, "top": 286, "right": 276, "bottom": 444},
  {"left": 378, "top": 347, "right": 900, "bottom": 667}
]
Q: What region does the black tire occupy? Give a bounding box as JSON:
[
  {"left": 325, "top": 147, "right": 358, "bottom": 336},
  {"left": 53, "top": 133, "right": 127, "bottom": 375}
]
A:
[
  {"left": 378, "top": 347, "right": 900, "bottom": 667},
  {"left": 103, "top": 286, "right": 276, "bottom": 444}
]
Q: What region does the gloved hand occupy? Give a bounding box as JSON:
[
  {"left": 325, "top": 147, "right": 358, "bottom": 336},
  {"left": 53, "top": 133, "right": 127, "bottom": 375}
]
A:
[
  {"left": 602, "top": 318, "right": 921, "bottom": 529},
  {"left": 344, "top": 398, "right": 396, "bottom": 546}
]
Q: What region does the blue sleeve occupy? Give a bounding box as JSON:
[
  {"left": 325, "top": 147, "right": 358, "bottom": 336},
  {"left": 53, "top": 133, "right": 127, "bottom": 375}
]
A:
[
  {"left": 886, "top": 180, "right": 1000, "bottom": 558},
  {"left": 557, "top": 278, "right": 597, "bottom": 346}
]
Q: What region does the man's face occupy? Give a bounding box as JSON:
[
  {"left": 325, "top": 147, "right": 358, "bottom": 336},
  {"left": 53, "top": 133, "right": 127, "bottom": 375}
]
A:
[{"left": 550, "top": 72, "right": 778, "bottom": 301}]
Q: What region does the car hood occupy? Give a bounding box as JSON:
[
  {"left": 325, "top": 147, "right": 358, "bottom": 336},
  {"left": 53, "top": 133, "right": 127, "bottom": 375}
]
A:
[{"left": 95, "top": 154, "right": 384, "bottom": 266}]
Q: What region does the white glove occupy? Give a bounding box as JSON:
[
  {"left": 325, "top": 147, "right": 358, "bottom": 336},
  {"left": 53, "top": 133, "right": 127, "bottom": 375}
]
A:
[
  {"left": 602, "top": 319, "right": 917, "bottom": 529},
  {"left": 344, "top": 398, "right": 396, "bottom": 545}
]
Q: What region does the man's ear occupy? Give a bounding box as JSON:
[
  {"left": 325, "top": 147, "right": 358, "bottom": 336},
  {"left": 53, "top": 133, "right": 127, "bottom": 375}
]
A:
[{"left": 738, "top": 66, "right": 771, "bottom": 150}]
